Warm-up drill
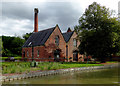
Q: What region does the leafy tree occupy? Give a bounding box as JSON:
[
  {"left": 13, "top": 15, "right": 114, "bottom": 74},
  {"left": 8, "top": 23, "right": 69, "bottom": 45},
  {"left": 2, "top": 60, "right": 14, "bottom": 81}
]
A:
[
  {"left": 75, "top": 2, "right": 120, "bottom": 62},
  {"left": 11, "top": 37, "right": 25, "bottom": 56},
  {"left": 2, "top": 32, "right": 32, "bottom": 57},
  {"left": 23, "top": 32, "right": 32, "bottom": 41},
  {"left": 2, "top": 36, "right": 25, "bottom": 57},
  {"left": 0, "top": 36, "right": 2, "bottom": 57}
]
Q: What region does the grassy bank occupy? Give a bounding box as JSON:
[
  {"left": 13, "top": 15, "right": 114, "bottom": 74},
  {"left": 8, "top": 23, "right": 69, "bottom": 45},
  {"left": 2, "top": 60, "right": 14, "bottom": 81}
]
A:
[
  {"left": 0, "top": 57, "right": 22, "bottom": 60},
  {"left": 1, "top": 62, "right": 104, "bottom": 74}
]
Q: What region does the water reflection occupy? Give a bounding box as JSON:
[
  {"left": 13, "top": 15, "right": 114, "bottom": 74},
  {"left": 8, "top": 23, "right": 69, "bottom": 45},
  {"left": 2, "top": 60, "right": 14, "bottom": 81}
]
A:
[{"left": 3, "top": 66, "right": 119, "bottom": 84}]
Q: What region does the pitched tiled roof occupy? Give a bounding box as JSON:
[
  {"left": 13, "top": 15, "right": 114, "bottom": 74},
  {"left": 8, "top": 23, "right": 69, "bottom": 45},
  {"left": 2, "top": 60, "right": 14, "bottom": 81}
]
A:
[
  {"left": 62, "top": 31, "right": 74, "bottom": 43},
  {"left": 22, "top": 27, "right": 55, "bottom": 47}
]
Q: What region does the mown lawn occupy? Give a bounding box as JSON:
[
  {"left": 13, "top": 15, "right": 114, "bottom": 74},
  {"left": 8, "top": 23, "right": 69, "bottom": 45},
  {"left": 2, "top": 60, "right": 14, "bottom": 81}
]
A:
[
  {"left": 106, "top": 61, "right": 118, "bottom": 63},
  {"left": 1, "top": 62, "right": 104, "bottom": 74}
]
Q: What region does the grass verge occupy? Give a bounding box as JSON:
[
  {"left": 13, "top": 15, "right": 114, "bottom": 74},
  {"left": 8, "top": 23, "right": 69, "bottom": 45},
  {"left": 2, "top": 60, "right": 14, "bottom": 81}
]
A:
[
  {"left": 1, "top": 62, "right": 104, "bottom": 74},
  {"left": 0, "top": 57, "right": 22, "bottom": 60}
]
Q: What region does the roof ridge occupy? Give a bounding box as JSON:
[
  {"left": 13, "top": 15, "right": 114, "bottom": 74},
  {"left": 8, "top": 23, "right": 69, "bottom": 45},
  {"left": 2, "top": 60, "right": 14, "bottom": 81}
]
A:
[
  {"left": 35, "top": 26, "right": 55, "bottom": 33},
  {"left": 62, "top": 31, "right": 74, "bottom": 34},
  {"left": 62, "top": 31, "right": 74, "bottom": 43},
  {"left": 22, "top": 26, "right": 56, "bottom": 47}
]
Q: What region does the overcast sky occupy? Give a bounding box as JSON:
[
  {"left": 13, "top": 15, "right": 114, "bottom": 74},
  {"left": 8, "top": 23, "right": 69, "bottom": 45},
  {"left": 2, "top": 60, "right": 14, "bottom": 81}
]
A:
[{"left": 0, "top": 0, "right": 120, "bottom": 37}]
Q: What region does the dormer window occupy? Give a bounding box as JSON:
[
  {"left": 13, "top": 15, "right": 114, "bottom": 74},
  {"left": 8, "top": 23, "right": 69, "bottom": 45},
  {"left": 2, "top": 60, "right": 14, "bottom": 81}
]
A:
[
  {"left": 73, "top": 38, "right": 77, "bottom": 47},
  {"left": 55, "top": 35, "right": 59, "bottom": 46}
]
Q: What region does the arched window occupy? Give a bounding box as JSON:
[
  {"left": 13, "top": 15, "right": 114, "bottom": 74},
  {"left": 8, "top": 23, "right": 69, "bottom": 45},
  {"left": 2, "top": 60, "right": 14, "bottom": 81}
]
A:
[
  {"left": 73, "top": 38, "right": 77, "bottom": 47},
  {"left": 66, "top": 45, "right": 68, "bottom": 58},
  {"left": 55, "top": 35, "right": 59, "bottom": 46}
]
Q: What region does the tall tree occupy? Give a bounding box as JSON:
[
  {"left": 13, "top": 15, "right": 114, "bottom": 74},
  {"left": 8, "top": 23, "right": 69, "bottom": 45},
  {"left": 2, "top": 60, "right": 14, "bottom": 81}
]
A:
[
  {"left": 75, "top": 2, "right": 120, "bottom": 62},
  {"left": 0, "top": 36, "right": 2, "bottom": 57},
  {"left": 23, "top": 32, "right": 32, "bottom": 41},
  {"left": 2, "top": 36, "right": 25, "bottom": 57}
]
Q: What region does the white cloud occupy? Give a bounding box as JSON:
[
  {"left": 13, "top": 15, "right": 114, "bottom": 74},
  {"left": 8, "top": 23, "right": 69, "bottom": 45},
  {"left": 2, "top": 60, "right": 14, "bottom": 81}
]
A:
[
  {"left": 1, "top": 0, "right": 120, "bottom": 37},
  {"left": 71, "top": 0, "right": 119, "bottom": 14},
  {"left": 0, "top": 17, "right": 33, "bottom": 37}
]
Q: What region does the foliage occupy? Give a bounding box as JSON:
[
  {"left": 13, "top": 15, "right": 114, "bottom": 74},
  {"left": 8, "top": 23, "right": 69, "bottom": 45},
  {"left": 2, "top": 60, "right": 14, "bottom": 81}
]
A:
[
  {"left": 1, "top": 32, "right": 32, "bottom": 57},
  {"left": 23, "top": 32, "right": 32, "bottom": 41},
  {"left": 0, "top": 37, "right": 2, "bottom": 57},
  {"left": 116, "top": 51, "right": 120, "bottom": 56},
  {"left": 74, "top": 2, "right": 120, "bottom": 62},
  {"left": 2, "top": 36, "right": 25, "bottom": 57}
]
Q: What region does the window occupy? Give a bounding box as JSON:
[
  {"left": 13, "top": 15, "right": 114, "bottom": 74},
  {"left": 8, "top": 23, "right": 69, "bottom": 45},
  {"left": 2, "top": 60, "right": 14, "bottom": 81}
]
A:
[
  {"left": 66, "top": 45, "right": 68, "bottom": 58},
  {"left": 57, "top": 55, "right": 59, "bottom": 58},
  {"left": 37, "top": 50, "right": 40, "bottom": 57},
  {"left": 49, "top": 56, "right": 51, "bottom": 58},
  {"left": 55, "top": 35, "right": 59, "bottom": 46},
  {"left": 27, "top": 51, "right": 29, "bottom": 57},
  {"left": 73, "top": 51, "right": 78, "bottom": 61},
  {"left": 23, "top": 51, "right": 25, "bottom": 57},
  {"left": 73, "top": 39, "right": 77, "bottom": 47}
]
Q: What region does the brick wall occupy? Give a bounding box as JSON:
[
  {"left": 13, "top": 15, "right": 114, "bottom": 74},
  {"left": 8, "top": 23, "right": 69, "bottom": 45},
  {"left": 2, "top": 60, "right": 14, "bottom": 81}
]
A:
[
  {"left": 66, "top": 32, "right": 84, "bottom": 62},
  {"left": 22, "top": 26, "right": 66, "bottom": 62},
  {"left": 22, "top": 46, "right": 54, "bottom": 62}
]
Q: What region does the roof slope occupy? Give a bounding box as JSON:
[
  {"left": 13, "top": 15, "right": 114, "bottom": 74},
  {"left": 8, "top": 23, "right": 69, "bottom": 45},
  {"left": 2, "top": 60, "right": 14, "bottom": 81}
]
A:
[
  {"left": 62, "top": 31, "right": 74, "bottom": 43},
  {"left": 22, "top": 27, "right": 55, "bottom": 47}
]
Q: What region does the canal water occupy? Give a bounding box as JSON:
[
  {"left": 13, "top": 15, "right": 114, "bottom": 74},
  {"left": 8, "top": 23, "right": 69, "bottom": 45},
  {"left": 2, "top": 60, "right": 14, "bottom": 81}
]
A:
[{"left": 3, "top": 66, "right": 119, "bottom": 84}]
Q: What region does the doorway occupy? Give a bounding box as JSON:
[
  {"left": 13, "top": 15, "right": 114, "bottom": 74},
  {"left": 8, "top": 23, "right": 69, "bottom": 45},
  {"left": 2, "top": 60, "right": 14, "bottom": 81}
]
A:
[
  {"left": 54, "top": 49, "right": 60, "bottom": 62},
  {"left": 73, "top": 51, "right": 78, "bottom": 61}
]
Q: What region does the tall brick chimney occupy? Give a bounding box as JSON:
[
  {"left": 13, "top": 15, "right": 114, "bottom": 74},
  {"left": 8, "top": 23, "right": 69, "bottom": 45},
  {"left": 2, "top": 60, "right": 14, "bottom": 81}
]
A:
[{"left": 34, "top": 8, "right": 39, "bottom": 32}]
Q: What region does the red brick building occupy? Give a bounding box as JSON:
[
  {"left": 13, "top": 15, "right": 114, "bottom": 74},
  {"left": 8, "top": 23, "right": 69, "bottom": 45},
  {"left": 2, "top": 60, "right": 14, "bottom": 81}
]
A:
[{"left": 22, "top": 8, "right": 84, "bottom": 62}]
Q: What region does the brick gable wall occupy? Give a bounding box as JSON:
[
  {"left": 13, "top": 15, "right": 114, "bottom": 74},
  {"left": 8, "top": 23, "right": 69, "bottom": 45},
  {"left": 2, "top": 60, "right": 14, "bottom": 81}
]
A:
[
  {"left": 45, "top": 25, "right": 66, "bottom": 61},
  {"left": 65, "top": 32, "right": 84, "bottom": 62}
]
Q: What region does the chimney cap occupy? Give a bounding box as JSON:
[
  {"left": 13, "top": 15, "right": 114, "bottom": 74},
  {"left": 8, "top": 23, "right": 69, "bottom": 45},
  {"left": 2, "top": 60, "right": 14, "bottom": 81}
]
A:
[{"left": 34, "top": 8, "right": 39, "bottom": 13}]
